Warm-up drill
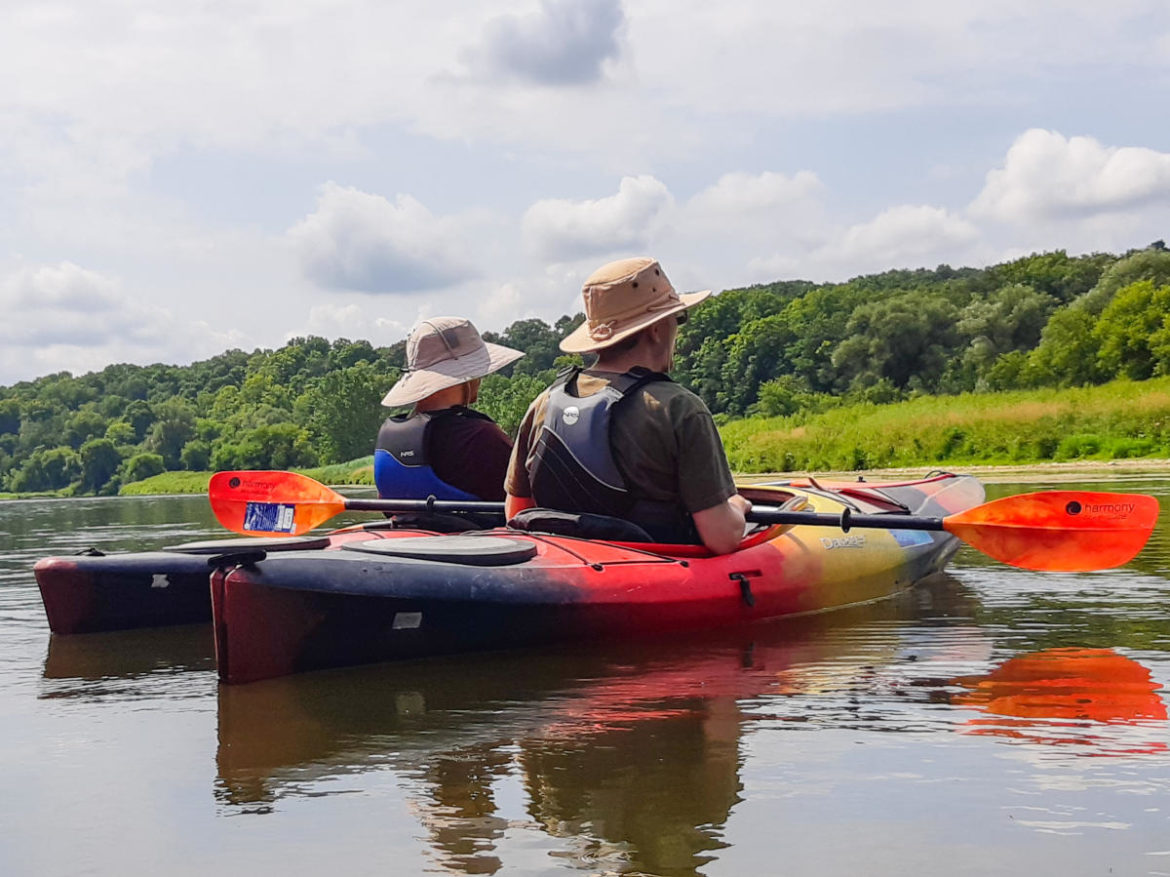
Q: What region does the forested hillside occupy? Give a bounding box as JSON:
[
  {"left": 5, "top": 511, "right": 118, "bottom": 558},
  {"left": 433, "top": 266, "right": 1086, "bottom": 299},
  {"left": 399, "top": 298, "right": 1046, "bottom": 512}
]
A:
[{"left": 2, "top": 244, "right": 1168, "bottom": 496}]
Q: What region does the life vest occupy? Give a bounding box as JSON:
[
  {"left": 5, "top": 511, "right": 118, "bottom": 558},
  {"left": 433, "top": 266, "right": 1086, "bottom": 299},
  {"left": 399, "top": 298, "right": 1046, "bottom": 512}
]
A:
[
  {"left": 528, "top": 368, "right": 699, "bottom": 543},
  {"left": 373, "top": 409, "right": 486, "bottom": 501}
]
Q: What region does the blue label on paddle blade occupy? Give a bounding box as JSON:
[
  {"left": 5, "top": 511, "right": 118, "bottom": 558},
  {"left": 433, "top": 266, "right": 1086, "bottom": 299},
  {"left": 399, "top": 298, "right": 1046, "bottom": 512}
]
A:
[
  {"left": 892, "top": 529, "right": 933, "bottom": 548},
  {"left": 243, "top": 501, "right": 295, "bottom": 533}
]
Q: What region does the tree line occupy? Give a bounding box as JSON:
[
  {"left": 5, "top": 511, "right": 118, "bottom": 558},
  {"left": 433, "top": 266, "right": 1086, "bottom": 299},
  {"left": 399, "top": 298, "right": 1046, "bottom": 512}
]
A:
[{"left": 1, "top": 243, "right": 1168, "bottom": 495}]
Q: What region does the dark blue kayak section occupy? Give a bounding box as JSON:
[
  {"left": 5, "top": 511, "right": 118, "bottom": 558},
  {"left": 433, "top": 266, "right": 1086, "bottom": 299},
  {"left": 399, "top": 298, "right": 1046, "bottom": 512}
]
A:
[{"left": 35, "top": 534, "right": 333, "bottom": 634}]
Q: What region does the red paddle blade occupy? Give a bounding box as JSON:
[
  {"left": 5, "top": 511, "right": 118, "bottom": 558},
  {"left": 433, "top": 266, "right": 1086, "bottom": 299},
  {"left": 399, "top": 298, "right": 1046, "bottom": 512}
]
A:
[
  {"left": 944, "top": 491, "right": 1160, "bottom": 572},
  {"left": 208, "top": 471, "right": 347, "bottom": 536}
]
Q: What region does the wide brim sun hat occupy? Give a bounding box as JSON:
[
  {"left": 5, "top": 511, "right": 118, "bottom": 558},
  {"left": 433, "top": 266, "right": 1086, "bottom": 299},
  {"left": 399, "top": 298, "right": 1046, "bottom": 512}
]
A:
[
  {"left": 559, "top": 257, "right": 711, "bottom": 354},
  {"left": 381, "top": 316, "right": 525, "bottom": 408}
]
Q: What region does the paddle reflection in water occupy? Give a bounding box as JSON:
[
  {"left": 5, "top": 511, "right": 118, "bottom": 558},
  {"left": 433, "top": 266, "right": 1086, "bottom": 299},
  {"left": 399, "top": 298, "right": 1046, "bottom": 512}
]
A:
[
  {"left": 213, "top": 581, "right": 982, "bottom": 876},
  {"left": 950, "top": 647, "right": 1168, "bottom": 755}
]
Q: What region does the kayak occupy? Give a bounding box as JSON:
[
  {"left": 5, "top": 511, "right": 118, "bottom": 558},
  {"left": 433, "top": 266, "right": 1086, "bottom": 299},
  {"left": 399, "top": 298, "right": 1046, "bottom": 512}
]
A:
[
  {"left": 211, "top": 473, "right": 986, "bottom": 684},
  {"left": 34, "top": 534, "right": 334, "bottom": 634}
]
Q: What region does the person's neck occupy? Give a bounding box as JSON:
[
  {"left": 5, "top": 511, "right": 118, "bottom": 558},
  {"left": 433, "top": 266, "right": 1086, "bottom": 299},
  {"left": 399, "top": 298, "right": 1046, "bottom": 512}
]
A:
[
  {"left": 415, "top": 385, "right": 468, "bottom": 412},
  {"left": 593, "top": 349, "right": 669, "bottom": 375}
]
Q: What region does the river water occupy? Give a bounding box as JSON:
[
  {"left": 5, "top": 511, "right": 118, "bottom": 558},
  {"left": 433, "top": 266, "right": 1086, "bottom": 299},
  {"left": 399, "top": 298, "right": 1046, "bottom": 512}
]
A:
[{"left": 1, "top": 476, "right": 1168, "bottom": 876}]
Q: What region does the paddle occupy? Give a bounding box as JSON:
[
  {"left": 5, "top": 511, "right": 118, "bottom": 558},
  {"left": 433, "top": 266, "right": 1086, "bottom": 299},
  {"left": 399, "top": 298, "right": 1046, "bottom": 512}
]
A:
[{"left": 208, "top": 470, "right": 1159, "bottom": 572}]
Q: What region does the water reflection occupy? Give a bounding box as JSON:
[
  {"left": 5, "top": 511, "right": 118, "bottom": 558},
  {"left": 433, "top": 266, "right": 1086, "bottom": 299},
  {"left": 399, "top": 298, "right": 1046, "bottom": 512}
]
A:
[
  {"left": 39, "top": 624, "right": 215, "bottom": 702},
  {"left": 951, "top": 647, "right": 1168, "bottom": 755},
  {"left": 214, "top": 580, "right": 981, "bottom": 875}
]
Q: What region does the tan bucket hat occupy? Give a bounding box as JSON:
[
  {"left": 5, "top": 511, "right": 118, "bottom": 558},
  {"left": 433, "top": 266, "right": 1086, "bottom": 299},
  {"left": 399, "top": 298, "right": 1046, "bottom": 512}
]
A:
[
  {"left": 559, "top": 257, "right": 711, "bottom": 354},
  {"left": 381, "top": 316, "right": 524, "bottom": 407}
]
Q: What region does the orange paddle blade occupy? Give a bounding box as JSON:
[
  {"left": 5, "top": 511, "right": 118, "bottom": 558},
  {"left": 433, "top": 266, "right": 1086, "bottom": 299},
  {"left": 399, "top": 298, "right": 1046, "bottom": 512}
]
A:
[
  {"left": 944, "top": 491, "right": 1160, "bottom": 572},
  {"left": 208, "top": 471, "right": 347, "bottom": 536}
]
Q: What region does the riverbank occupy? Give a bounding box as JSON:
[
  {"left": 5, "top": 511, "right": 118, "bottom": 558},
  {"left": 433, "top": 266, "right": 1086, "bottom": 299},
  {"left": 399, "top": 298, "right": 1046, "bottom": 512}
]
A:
[
  {"left": 4, "top": 457, "right": 1169, "bottom": 501},
  {"left": 4, "top": 457, "right": 1161, "bottom": 500},
  {"left": 739, "top": 458, "right": 1170, "bottom": 486},
  {"left": 721, "top": 377, "right": 1170, "bottom": 474}
]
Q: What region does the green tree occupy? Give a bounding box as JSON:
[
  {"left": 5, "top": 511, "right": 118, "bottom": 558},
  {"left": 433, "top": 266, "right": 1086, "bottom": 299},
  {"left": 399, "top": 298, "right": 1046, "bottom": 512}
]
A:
[
  {"left": 9, "top": 446, "right": 81, "bottom": 492},
  {"left": 0, "top": 399, "right": 19, "bottom": 435},
  {"left": 1024, "top": 306, "right": 1101, "bottom": 386},
  {"left": 831, "top": 293, "right": 960, "bottom": 391},
  {"left": 989, "top": 250, "right": 1111, "bottom": 304},
  {"left": 123, "top": 399, "right": 154, "bottom": 442},
  {"left": 79, "top": 438, "right": 123, "bottom": 493},
  {"left": 180, "top": 440, "right": 211, "bottom": 471},
  {"left": 300, "top": 362, "right": 395, "bottom": 464},
  {"left": 211, "top": 424, "right": 317, "bottom": 470},
  {"left": 756, "top": 375, "right": 822, "bottom": 417},
  {"left": 1093, "top": 280, "right": 1170, "bottom": 380},
  {"left": 477, "top": 371, "right": 555, "bottom": 437},
  {"left": 146, "top": 399, "right": 196, "bottom": 468},
  {"left": 122, "top": 453, "right": 166, "bottom": 484},
  {"left": 64, "top": 409, "right": 109, "bottom": 450},
  {"left": 104, "top": 420, "right": 137, "bottom": 446},
  {"left": 1078, "top": 248, "right": 1170, "bottom": 315}
]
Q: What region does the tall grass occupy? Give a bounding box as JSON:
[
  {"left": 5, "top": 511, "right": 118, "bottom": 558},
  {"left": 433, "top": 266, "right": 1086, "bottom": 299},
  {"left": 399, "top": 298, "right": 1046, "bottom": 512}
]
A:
[
  {"left": 721, "top": 377, "right": 1170, "bottom": 473},
  {"left": 118, "top": 456, "right": 377, "bottom": 496}
]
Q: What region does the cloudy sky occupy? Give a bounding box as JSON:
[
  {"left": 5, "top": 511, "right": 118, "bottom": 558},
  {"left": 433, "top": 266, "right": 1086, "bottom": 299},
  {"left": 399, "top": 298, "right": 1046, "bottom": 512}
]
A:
[{"left": 2, "top": 0, "right": 1169, "bottom": 385}]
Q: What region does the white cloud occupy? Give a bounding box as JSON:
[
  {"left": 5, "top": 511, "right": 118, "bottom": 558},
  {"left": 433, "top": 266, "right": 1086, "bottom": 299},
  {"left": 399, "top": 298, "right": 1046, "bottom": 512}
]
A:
[
  {"left": 0, "top": 262, "right": 242, "bottom": 382},
  {"left": 1, "top": 263, "right": 153, "bottom": 347},
  {"left": 686, "top": 170, "right": 823, "bottom": 217},
  {"left": 972, "top": 129, "right": 1170, "bottom": 222},
  {"left": 522, "top": 175, "right": 674, "bottom": 261},
  {"left": 298, "top": 303, "right": 410, "bottom": 346},
  {"left": 466, "top": 0, "right": 626, "bottom": 85},
  {"left": 796, "top": 205, "right": 981, "bottom": 278},
  {"left": 287, "top": 183, "right": 479, "bottom": 293}
]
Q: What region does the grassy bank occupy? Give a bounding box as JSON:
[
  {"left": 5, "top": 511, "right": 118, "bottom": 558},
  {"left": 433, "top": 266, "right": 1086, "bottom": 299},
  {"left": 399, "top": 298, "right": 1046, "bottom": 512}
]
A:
[
  {"left": 118, "top": 456, "right": 377, "bottom": 496},
  {"left": 721, "top": 376, "right": 1170, "bottom": 473}
]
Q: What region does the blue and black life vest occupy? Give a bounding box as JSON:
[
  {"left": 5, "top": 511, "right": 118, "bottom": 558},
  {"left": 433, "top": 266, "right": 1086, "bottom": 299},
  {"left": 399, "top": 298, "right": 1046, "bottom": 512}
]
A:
[
  {"left": 528, "top": 367, "right": 699, "bottom": 543},
  {"left": 373, "top": 409, "right": 487, "bottom": 501}
]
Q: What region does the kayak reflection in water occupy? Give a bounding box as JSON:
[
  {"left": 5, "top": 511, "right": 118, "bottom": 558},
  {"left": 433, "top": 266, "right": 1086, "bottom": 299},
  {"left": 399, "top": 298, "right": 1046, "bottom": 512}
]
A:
[
  {"left": 951, "top": 647, "right": 1168, "bottom": 755},
  {"left": 374, "top": 317, "right": 523, "bottom": 522},
  {"left": 213, "top": 600, "right": 946, "bottom": 875}
]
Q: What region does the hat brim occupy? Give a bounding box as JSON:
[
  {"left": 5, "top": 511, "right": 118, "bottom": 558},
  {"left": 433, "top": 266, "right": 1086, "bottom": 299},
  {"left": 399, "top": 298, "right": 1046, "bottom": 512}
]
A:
[
  {"left": 381, "top": 340, "right": 525, "bottom": 407},
  {"left": 559, "top": 289, "right": 711, "bottom": 354}
]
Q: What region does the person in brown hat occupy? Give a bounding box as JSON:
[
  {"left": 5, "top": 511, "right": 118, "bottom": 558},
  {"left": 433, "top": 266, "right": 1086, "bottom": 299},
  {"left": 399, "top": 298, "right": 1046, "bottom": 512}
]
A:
[
  {"left": 375, "top": 316, "right": 523, "bottom": 504},
  {"left": 504, "top": 258, "right": 751, "bottom": 554}
]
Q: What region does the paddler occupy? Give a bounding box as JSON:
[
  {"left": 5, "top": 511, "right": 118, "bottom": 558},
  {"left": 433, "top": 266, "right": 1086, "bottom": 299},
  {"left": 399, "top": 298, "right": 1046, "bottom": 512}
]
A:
[
  {"left": 376, "top": 317, "right": 523, "bottom": 504},
  {"left": 504, "top": 257, "right": 751, "bottom": 554}
]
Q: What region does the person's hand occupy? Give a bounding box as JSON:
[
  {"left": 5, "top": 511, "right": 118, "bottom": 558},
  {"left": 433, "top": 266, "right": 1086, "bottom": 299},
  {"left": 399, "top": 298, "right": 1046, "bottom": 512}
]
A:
[{"left": 730, "top": 493, "right": 753, "bottom": 516}]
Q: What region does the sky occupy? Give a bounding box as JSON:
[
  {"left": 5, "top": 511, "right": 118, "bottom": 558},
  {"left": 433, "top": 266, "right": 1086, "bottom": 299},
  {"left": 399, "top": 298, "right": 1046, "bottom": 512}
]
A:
[{"left": 2, "top": 0, "right": 1169, "bottom": 386}]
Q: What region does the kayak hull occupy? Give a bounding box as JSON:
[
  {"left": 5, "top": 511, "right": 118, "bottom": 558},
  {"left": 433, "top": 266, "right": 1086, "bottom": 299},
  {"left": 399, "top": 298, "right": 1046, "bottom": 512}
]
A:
[
  {"left": 35, "top": 552, "right": 216, "bottom": 634},
  {"left": 34, "top": 534, "right": 332, "bottom": 634},
  {"left": 213, "top": 474, "right": 984, "bottom": 683}
]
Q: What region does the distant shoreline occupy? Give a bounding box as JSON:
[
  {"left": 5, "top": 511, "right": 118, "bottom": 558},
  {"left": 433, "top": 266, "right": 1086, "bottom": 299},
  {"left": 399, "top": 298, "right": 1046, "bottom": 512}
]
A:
[
  {"left": 739, "top": 459, "right": 1170, "bottom": 485},
  {"left": 4, "top": 458, "right": 1170, "bottom": 501}
]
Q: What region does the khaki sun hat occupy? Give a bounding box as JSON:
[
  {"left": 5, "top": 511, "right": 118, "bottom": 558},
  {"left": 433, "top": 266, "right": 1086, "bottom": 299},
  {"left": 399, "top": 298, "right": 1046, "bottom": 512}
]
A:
[
  {"left": 559, "top": 257, "right": 711, "bottom": 354},
  {"left": 381, "top": 316, "right": 524, "bottom": 407}
]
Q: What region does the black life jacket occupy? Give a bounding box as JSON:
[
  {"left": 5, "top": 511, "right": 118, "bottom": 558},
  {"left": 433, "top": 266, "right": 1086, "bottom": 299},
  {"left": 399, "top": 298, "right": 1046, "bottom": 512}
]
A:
[
  {"left": 528, "top": 368, "right": 700, "bottom": 544},
  {"left": 373, "top": 408, "right": 490, "bottom": 501}
]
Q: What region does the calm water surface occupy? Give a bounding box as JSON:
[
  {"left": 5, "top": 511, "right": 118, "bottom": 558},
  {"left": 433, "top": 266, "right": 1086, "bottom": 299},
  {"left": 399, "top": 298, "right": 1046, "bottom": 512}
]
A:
[{"left": 1, "top": 478, "right": 1169, "bottom": 876}]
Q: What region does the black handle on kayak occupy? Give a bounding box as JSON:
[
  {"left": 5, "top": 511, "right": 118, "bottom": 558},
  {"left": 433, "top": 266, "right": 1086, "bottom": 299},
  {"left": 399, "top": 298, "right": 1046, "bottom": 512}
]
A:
[
  {"left": 746, "top": 505, "right": 945, "bottom": 533},
  {"left": 345, "top": 498, "right": 507, "bottom": 515},
  {"left": 346, "top": 498, "right": 943, "bottom": 534}
]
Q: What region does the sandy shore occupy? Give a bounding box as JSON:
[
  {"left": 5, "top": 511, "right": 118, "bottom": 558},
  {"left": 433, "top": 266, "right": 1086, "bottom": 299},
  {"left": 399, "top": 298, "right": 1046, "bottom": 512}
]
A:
[{"left": 740, "top": 458, "right": 1170, "bottom": 485}]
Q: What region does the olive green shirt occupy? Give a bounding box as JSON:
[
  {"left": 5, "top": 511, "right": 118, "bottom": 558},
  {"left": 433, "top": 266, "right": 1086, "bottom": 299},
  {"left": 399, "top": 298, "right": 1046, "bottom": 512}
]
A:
[{"left": 505, "top": 370, "right": 737, "bottom": 514}]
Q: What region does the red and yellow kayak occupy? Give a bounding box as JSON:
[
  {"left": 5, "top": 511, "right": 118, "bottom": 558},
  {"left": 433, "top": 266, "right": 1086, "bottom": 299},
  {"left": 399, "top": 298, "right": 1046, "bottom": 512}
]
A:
[{"left": 211, "top": 473, "right": 985, "bottom": 683}]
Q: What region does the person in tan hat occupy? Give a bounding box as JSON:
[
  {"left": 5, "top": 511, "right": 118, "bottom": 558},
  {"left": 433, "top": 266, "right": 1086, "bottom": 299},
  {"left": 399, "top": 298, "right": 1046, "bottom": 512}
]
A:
[
  {"left": 504, "top": 258, "right": 751, "bottom": 554},
  {"left": 375, "top": 317, "right": 523, "bottom": 504}
]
